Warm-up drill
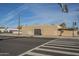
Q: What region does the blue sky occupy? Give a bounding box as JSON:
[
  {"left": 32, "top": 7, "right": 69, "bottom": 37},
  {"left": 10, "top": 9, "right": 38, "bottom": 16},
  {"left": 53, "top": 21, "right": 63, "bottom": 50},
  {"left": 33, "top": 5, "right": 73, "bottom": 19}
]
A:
[{"left": 0, "top": 3, "right": 79, "bottom": 28}]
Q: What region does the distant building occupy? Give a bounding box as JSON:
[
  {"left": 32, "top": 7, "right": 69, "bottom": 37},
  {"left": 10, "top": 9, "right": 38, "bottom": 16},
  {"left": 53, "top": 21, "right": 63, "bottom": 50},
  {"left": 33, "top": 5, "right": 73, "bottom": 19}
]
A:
[
  {"left": 0, "top": 27, "right": 7, "bottom": 33},
  {"left": 7, "top": 28, "right": 21, "bottom": 34}
]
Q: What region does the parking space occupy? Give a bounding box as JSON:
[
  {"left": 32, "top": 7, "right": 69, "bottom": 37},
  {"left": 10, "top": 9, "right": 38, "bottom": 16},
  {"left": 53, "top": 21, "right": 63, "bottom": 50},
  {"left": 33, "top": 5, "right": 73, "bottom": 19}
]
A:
[
  {"left": 0, "top": 36, "right": 53, "bottom": 56},
  {"left": 0, "top": 36, "right": 79, "bottom": 56}
]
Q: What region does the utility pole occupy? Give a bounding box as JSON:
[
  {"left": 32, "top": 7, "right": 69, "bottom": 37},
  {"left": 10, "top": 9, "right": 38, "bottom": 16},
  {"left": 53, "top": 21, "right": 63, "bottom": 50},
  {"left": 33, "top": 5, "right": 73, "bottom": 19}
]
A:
[
  {"left": 72, "top": 20, "right": 77, "bottom": 37},
  {"left": 72, "top": 21, "right": 75, "bottom": 37},
  {"left": 18, "top": 15, "right": 21, "bottom": 36}
]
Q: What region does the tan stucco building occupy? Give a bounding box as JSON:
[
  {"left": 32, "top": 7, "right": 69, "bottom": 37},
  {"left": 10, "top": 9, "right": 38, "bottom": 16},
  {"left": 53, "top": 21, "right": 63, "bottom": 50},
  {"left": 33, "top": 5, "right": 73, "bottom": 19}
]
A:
[
  {"left": 21, "top": 24, "right": 58, "bottom": 37},
  {"left": 21, "top": 24, "right": 79, "bottom": 37}
]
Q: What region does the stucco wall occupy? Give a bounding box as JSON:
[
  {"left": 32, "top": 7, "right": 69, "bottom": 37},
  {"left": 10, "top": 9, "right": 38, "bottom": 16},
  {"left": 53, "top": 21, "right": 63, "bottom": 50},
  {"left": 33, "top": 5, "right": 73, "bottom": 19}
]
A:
[
  {"left": 58, "top": 30, "right": 78, "bottom": 36},
  {"left": 21, "top": 25, "right": 58, "bottom": 36},
  {"left": 21, "top": 26, "right": 33, "bottom": 36},
  {"left": 21, "top": 25, "right": 78, "bottom": 37}
]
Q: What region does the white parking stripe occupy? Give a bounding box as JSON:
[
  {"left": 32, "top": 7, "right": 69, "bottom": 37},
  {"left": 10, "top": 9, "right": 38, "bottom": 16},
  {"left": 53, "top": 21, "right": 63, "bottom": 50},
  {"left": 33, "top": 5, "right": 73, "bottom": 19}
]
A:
[
  {"left": 41, "top": 45, "right": 79, "bottom": 51},
  {"left": 18, "top": 39, "right": 57, "bottom": 56},
  {"left": 46, "top": 44, "right": 79, "bottom": 48},
  {"left": 35, "top": 48, "right": 79, "bottom": 56},
  {"left": 19, "top": 39, "right": 79, "bottom": 56}
]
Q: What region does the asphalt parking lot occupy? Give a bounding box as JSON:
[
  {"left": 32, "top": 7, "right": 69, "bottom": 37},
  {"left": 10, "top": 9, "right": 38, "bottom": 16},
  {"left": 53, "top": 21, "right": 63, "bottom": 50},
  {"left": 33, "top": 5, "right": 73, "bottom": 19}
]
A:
[
  {"left": 0, "top": 36, "right": 79, "bottom": 56},
  {"left": 0, "top": 36, "right": 53, "bottom": 56}
]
